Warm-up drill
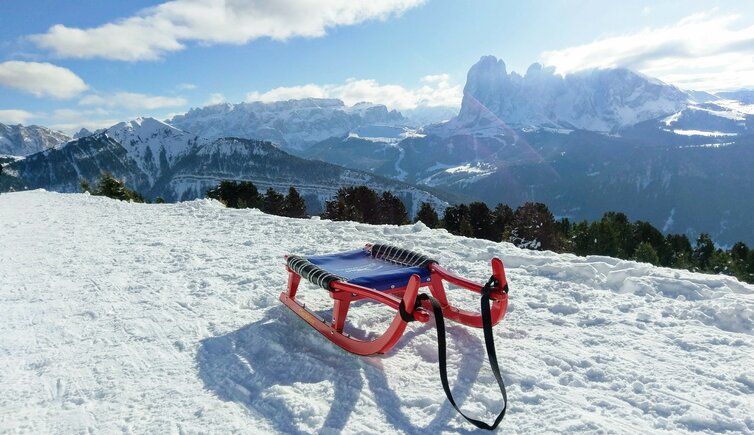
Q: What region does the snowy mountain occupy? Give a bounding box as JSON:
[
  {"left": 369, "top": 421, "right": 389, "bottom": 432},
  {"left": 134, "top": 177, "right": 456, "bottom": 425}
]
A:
[
  {"left": 0, "top": 122, "right": 71, "bottom": 156},
  {"left": 428, "top": 56, "right": 690, "bottom": 135},
  {"left": 1, "top": 190, "right": 753, "bottom": 433},
  {"left": 3, "top": 117, "right": 453, "bottom": 215},
  {"left": 302, "top": 56, "right": 754, "bottom": 245},
  {"left": 167, "top": 98, "right": 405, "bottom": 151}
]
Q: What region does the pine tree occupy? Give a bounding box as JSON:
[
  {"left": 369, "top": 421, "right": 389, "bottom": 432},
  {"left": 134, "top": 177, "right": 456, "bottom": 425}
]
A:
[
  {"left": 415, "top": 202, "right": 439, "bottom": 228},
  {"left": 80, "top": 179, "right": 91, "bottom": 193},
  {"left": 571, "top": 220, "right": 595, "bottom": 256},
  {"left": 321, "top": 186, "right": 380, "bottom": 223},
  {"left": 376, "top": 191, "right": 408, "bottom": 225},
  {"left": 492, "top": 203, "right": 514, "bottom": 242},
  {"left": 282, "top": 187, "right": 308, "bottom": 218},
  {"left": 442, "top": 204, "right": 469, "bottom": 235},
  {"left": 633, "top": 221, "right": 671, "bottom": 266},
  {"left": 634, "top": 242, "right": 660, "bottom": 265},
  {"left": 666, "top": 233, "right": 693, "bottom": 268},
  {"left": 322, "top": 196, "right": 361, "bottom": 221},
  {"left": 731, "top": 242, "right": 749, "bottom": 262},
  {"left": 206, "top": 180, "right": 261, "bottom": 209},
  {"left": 591, "top": 212, "right": 620, "bottom": 258},
  {"left": 468, "top": 201, "right": 495, "bottom": 240},
  {"left": 709, "top": 249, "right": 734, "bottom": 275},
  {"left": 92, "top": 172, "right": 144, "bottom": 203},
  {"left": 507, "top": 202, "right": 558, "bottom": 250},
  {"left": 262, "top": 187, "right": 285, "bottom": 215},
  {"left": 593, "top": 212, "right": 633, "bottom": 258},
  {"left": 693, "top": 233, "right": 715, "bottom": 271},
  {"left": 555, "top": 218, "right": 572, "bottom": 252},
  {"left": 746, "top": 250, "right": 754, "bottom": 283}
]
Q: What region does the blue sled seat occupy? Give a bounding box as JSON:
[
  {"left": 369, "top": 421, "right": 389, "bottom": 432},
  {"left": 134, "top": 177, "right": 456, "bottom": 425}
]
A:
[{"left": 307, "top": 248, "right": 433, "bottom": 291}]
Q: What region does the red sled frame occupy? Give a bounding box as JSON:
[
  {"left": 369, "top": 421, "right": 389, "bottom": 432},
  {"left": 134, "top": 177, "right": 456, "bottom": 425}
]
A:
[{"left": 279, "top": 244, "right": 509, "bottom": 356}]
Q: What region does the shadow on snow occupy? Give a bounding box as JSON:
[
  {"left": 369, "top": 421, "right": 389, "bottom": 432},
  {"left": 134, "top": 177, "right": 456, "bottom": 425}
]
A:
[{"left": 196, "top": 305, "right": 486, "bottom": 433}]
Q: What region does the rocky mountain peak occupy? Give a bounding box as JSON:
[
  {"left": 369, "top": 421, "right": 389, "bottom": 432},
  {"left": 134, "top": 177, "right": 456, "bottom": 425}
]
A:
[
  {"left": 0, "top": 122, "right": 71, "bottom": 156},
  {"left": 455, "top": 55, "right": 690, "bottom": 133}
]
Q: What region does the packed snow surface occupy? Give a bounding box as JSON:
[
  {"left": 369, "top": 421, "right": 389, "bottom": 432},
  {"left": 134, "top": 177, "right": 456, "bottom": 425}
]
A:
[{"left": 1, "top": 191, "right": 753, "bottom": 434}]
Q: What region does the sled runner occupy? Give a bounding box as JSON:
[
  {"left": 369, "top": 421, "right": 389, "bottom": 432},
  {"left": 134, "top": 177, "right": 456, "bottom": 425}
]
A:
[{"left": 281, "top": 243, "right": 510, "bottom": 430}]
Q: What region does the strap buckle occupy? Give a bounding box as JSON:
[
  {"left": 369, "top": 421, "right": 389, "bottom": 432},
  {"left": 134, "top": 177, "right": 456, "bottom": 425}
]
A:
[{"left": 480, "top": 275, "right": 499, "bottom": 298}]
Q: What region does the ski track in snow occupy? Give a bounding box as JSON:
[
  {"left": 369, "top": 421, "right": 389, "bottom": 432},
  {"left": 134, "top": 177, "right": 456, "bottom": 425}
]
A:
[{"left": 1, "top": 191, "right": 753, "bottom": 434}]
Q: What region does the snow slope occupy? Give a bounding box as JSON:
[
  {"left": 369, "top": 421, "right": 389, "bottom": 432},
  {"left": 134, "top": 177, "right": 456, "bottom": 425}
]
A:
[{"left": 1, "top": 191, "right": 753, "bottom": 434}]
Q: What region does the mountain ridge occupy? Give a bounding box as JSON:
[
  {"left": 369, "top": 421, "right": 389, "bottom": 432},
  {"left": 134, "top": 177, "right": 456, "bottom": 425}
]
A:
[
  {"left": 0, "top": 122, "right": 71, "bottom": 156},
  {"left": 167, "top": 98, "right": 407, "bottom": 151},
  {"left": 3, "top": 117, "right": 456, "bottom": 215}
]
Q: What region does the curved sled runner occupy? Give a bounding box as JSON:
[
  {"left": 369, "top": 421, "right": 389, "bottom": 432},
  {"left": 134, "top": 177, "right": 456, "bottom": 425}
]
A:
[
  {"left": 281, "top": 243, "right": 510, "bottom": 429},
  {"left": 281, "top": 243, "right": 508, "bottom": 355}
]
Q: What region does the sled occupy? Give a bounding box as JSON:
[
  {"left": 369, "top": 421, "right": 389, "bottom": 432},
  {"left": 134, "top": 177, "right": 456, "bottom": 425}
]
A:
[{"left": 280, "top": 243, "right": 510, "bottom": 430}]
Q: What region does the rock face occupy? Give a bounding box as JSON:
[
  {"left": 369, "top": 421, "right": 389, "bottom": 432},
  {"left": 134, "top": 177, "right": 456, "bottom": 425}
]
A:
[
  {"left": 5, "top": 117, "right": 450, "bottom": 215},
  {"left": 0, "top": 123, "right": 71, "bottom": 156},
  {"left": 167, "top": 98, "right": 405, "bottom": 151},
  {"left": 444, "top": 55, "right": 690, "bottom": 133}
]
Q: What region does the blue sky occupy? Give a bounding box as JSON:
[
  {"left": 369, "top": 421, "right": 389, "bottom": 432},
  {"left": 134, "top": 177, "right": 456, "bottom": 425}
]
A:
[{"left": 2, "top": 0, "right": 754, "bottom": 133}]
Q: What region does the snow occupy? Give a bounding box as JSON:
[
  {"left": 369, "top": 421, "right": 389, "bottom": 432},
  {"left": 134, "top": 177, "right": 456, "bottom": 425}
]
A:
[
  {"left": 419, "top": 163, "right": 497, "bottom": 188},
  {"left": 669, "top": 129, "right": 737, "bottom": 137},
  {"left": 678, "top": 142, "right": 735, "bottom": 149},
  {"left": 444, "top": 163, "right": 496, "bottom": 175},
  {"left": 662, "top": 111, "right": 683, "bottom": 126},
  {"left": 1, "top": 190, "right": 753, "bottom": 433}
]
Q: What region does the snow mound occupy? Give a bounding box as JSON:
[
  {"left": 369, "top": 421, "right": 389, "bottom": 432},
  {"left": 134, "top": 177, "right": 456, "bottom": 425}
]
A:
[{"left": 1, "top": 190, "right": 753, "bottom": 433}]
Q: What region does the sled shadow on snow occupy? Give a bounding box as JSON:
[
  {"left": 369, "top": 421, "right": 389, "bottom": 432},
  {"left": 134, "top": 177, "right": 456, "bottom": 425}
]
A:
[{"left": 196, "top": 305, "right": 485, "bottom": 434}]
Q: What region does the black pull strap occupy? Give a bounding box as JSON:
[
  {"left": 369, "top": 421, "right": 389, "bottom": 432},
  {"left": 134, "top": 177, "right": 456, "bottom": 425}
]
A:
[{"left": 420, "top": 276, "right": 508, "bottom": 430}]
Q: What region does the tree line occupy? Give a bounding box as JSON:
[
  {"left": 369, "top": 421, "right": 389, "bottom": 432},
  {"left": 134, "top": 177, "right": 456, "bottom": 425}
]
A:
[
  {"left": 415, "top": 200, "right": 754, "bottom": 284},
  {"left": 78, "top": 175, "right": 754, "bottom": 284},
  {"left": 206, "top": 180, "right": 308, "bottom": 218},
  {"left": 204, "top": 182, "right": 411, "bottom": 225}
]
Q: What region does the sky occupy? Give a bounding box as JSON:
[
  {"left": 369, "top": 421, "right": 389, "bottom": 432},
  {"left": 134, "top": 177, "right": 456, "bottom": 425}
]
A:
[{"left": 1, "top": 0, "right": 754, "bottom": 133}]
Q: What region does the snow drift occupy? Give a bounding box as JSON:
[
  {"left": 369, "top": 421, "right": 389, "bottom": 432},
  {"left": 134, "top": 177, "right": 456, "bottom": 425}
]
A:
[{"left": 1, "top": 191, "right": 752, "bottom": 433}]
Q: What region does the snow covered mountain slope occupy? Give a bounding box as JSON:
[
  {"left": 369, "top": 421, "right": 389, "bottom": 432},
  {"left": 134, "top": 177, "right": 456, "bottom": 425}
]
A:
[
  {"left": 1, "top": 190, "right": 752, "bottom": 433},
  {"left": 104, "top": 117, "right": 199, "bottom": 185},
  {"left": 3, "top": 118, "right": 453, "bottom": 215},
  {"left": 657, "top": 99, "right": 754, "bottom": 137},
  {"left": 167, "top": 98, "right": 405, "bottom": 151},
  {"left": 0, "top": 122, "right": 71, "bottom": 156}
]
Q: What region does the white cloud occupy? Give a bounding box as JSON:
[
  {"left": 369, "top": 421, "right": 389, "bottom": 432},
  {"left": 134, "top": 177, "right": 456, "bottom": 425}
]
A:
[
  {"left": 245, "top": 75, "right": 461, "bottom": 110},
  {"left": 203, "top": 93, "right": 227, "bottom": 105},
  {"left": 540, "top": 12, "right": 754, "bottom": 91},
  {"left": 0, "top": 109, "right": 36, "bottom": 125},
  {"left": 48, "top": 119, "right": 122, "bottom": 135},
  {"left": 420, "top": 73, "right": 450, "bottom": 84},
  {"left": 29, "top": 0, "right": 424, "bottom": 61},
  {"left": 79, "top": 92, "right": 187, "bottom": 110},
  {"left": 0, "top": 61, "right": 88, "bottom": 99},
  {"left": 176, "top": 83, "right": 197, "bottom": 90},
  {"left": 47, "top": 109, "right": 121, "bottom": 134}
]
